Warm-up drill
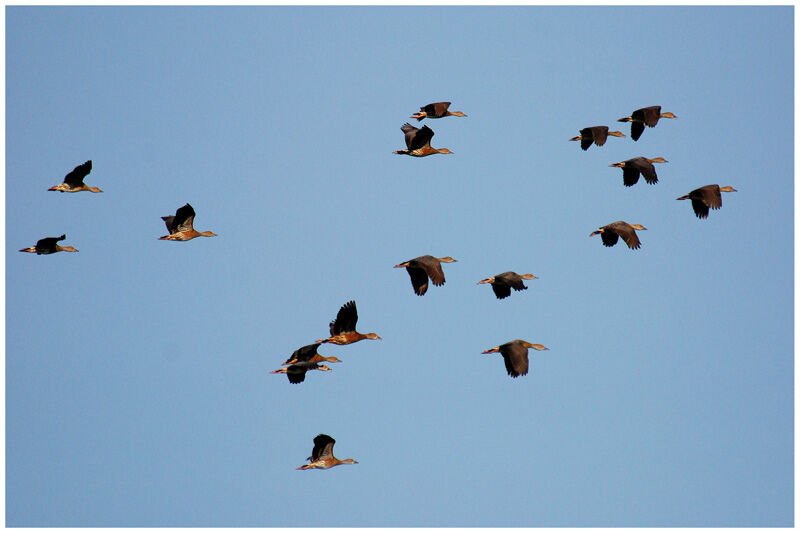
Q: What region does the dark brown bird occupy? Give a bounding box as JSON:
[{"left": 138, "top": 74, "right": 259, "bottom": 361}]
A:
[
  {"left": 19, "top": 234, "right": 78, "bottom": 254},
  {"left": 394, "top": 255, "right": 457, "bottom": 295},
  {"left": 590, "top": 221, "right": 647, "bottom": 250},
  {"left": 609, "top": 157, "right": 668, "bottom": 186},
  {"left": 159, "top": 203, "right": 217, "bottom": 241},
  {"left": 48, "top": 160, "right": 102, "bottom": 193},
  {"left": 677, "top": 185, "right": 737, "bottom": 219},
  {"left": 477, "top": 272, "right": 537, "bottom": 300},
  {"left": 482, "top": 339, "right": 549, "bottom": 378},
  {"left": 297, "top": 434, "right": 358, "bottom": 470},
  {"left": 617, "top": 106, "right": 676, "bottom": 141},
  {"left": 316, "top": 301, "right": 381, "bottom": 345},
  {"left": 569, "top": 126, "right": 625, "bottom": 150},
  {"left": 410, "top": 102, "right": 467, "bottom": 121},
  {"left": 281, "top": 343, "right": 342, "bottom": 366},
  {"left": 271, "top": 361, "right": 332, "bottom": 384},
  {"left": 393, "top": 123, "right": 453, "bottom": 157}
]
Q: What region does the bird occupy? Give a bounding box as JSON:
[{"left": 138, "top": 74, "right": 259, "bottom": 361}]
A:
[
  {"left": 410, "top": 102, "right": 467, "bottom": 121},
  {"left": 297, "top": 434, "right": 358, "bottom": 470},
  {"left": 482, "top": 340, "right": 549, "bottom": 378},
  {"left": 676, "top": 184, "right": 737, "bottom": 219},
  {"left": 48, "top": 160, "right": 102, "bottom": 193},
  {"left": 609, "top": 157, "right": 668, "bottom": 186},
  {"left": 617, "top": 105, "right": 676, "bottom": 141},
  {"left": 394, "top": 255, "right": 457, "bottom": 295},
  {"left": 281, "top": 343, "right": 343, "bottom": 366},
  {"left": 158, "top": 203, "right": 217, "bottom": 241},
  {"left": 19, "top": 234, "right": 78, "bottom": 254},
  {"left": 271, "top": 360, "right": 332, "bottom": 384},
  {"left": 477, "top": 272, "right": 538, "bottom": 300},
  {"left": 393, "top": 123, "right": 453, "bottom": 157},
  {"left": 316, "top": 301, "right": 382, "bottom": 345},
  {"left": 569, "top": 126, "right": 625, "bottom": 150},
  {"left": 590, "top": 221, "right": 647, "bottom": 250}
]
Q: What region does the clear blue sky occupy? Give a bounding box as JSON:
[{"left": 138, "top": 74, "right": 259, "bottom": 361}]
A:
[{"left": 6, "top": 6, "right": 793, "bottom": 527}]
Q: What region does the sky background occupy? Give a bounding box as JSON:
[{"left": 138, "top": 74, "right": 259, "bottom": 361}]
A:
[{"left": 5, "top": 6, "right": 793, "bottom": 527}]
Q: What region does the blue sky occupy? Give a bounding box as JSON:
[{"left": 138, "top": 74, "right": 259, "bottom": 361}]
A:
[{"left": 6, "top": 6, "right": 793, "bottom": 527}]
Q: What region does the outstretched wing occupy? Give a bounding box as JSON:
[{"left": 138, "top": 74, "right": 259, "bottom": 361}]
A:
[{"left": 330, "top": 300, "right": 358, "bottom": 335}]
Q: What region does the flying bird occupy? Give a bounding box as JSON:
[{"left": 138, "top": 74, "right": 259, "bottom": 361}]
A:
[
  {"left": 297, "top": 434, "right": 358, "bottom": 470},
  {"left": 569, "top": 126, "right": 625, "bottom": 150},
  {"left": 590, "top": 221, "right": 647, "bottom": 250},
  {"left": 19, "top": 234, "right": 78, "bottom": 255},
  {"left": 271, "top": 360, "right": 332, "bottom": 384},
  {"left": 316, "top": 301, "right": 381, "bottom": 345},
  {"left": 477, "top": 272, "right": 537, "bottom": 300},
  {"left": 609, "top": 157, "right": 667, "bottom": 186},
  {"left": 393, "top": 123, "right": 453, "bottom": 157},
  {"left": 48, "top": 160, "right": 102, "bottom": 193},
  {"left": 482, "top": 340, "right": 549, "bottom": 378},
  {"left": 394, "top": 255, "right": 457, "bottom": 295},
  {"left": 410, "top": 102, "right": 467, "bottom": 121},
  {"left": 281, "top": 343, "right": 342, "bottom": 366},
  {"left": 676, "top": 184, "right": 737, "bottom": 219},
  {"left": 159, "top": 203, "right": 217, "bottom": 241},
  {"left": 617, "top": 105, "right": 676, "bottom": 141}
]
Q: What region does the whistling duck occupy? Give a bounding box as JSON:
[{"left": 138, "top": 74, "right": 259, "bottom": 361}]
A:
[
  {"left": 411, "top": 102, "right": 467, "bottom": 121},
  {"left": 159, "top": 203, "right": 217, "bottom": 241},
  {"left": 482, "top": 339, "right": 549, "bottom": 378},
  {"left": 271, "top": 361, "right": 332, "bottom": 384},
  {"left": 569, "top": 126, "right": 625, "bottom": 150},
  {"left": 590, "top": 221, "right": 647, "bottom": 250},
  {"left": 394, "top": 255, "right": 457, "bottom": 296},
  {"left": 618, "top": 106, "right": 676, "bottom": 141},
  {"left": 297, "top": 434, "right": 358, "bottom": 470},
  {"left": 19, "top": 234, "right": 78, "bottom": 254},
  {"left": 677, "top": 185, "right": 737, "bottom": 219},
  {"left": 393, "top": 123, "right": 453, "bottom": 157},
  {"left": 477, "top": 272, "right": 537, "bottom": 300},
  {"left": 316, "top": 301, "right": 381, "bottom": 345},
  {"left": 282, "top": 343, "right": 342, "bottom": 366},
  {"left": 609, "top": 157, "right": 667, "bottom": 186},
  {"left": 48, "top": 160, "right": 102, "bottom": 193}
]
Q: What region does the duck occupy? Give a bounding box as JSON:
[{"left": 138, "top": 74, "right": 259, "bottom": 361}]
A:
[
  {"left": 569, "top": 126, "right": 625, "bottom": 150},
  {"left": 676, "top": 185, "right": 737, "bottom": 219},
  {"left": 394, "top": 255, "right": 457, "bottom": 295},
  {"left": 617, "top": 105, "right": 676, "bottom": 141},
  {"left": 590, "top": 221, "right": 647, "bottom": 250},
  {"left": 271, "top": 360, "right": 332, "bottom": 384},
  {"left": 19, "top": 234, "right": 78, "bottom": 254},
  {"left": 393, "top": 123, "right": 453, "bottom": 157},
  {"left": 316, "top": 301, "right": 381, "bottom": 345},
  {"left": 477, "top": 272, "right": 537, "bottom": 300},
  {"left": 482, "top": 340, "right": 549, "bottom": 378},
  {"left": 410, "top": 102, "right": 467, "bottom": 121},
  {"left": 159, "top": 203, "right": 217, "bottom": 241},
  {"left": 297, "top": 434, "right": 358, "bottom": 470},
  {"left": 609, "top": 157, "right": 667, "bottom": 186},
  {"left": 48, "top": 160, "right": 102, "bottom": 193}
]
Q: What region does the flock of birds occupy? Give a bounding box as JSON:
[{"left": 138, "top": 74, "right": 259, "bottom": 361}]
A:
[{"left": 19, "top": 101, "right": 738, "bottom": 471}]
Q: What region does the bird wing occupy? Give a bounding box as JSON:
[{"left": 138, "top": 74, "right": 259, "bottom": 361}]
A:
[
  {"left": 430, "top": 102, "right": 451, "bottom": 117},
  {"left": 691, "top": 198, "right": 710, "bottom": 219},
  {"left": 286, "top": 364, "right": 308, "bottom": 384},
  {"left": 421, "top": 257, "right": 446, "bottom": 287},
  {"left": 491, "top": 282, "right": 512, "bottom": 299},
  {"left": 173, "top": 203, "right": 196, "bottom": 233},
  {"left": 630, "top": 121, "right": 645, "bottom": 141},
  {"left": 401, "top": 123, "right": 419, "bottom": 149},
  {"left": 610, "top": 223, "right": 641, "bottom": 249},
  {"left": 406, "top": 265, "right": 430, "bottom": 296},
  {"left": 600, "top": 229, "right": 619, "bottom": 247},
  {"left": 285, "top": 343, "right": 320, "bottom": 365},
  {"left": 700, "top": 185, "right": 723, "bottom": 210},
  {"left": 622, "top": 166, "right": 641, "bottom": 186},
  {"left": 63, "top": 160, "right": 92, "bottom": 186},
  {"left": 591, "top": 126, "right": 608, "bottom": 146},
  {"left": 501, "top": 342, "right": 529, "bottom": 377},
  {"left": 641, "top": 106, "right": 661, "bottom": 127},
  {"left": 330, "top": 300, "right": 358, "bottom": 335},
  {"left": 161, "top": 215, "right": 177, "bottom": 233},
  {"left": 312, "top": 434, "right": 336, "bottom": 461},
  {"left": 35, "top": 235, "right": 64, "bottom": 254},
  {"left": 498, "top": 272, "right": 527, "bottom": 292},
  {"left": 409, "top": 125, "right": 434, "bottom": 150},
  {"left": 636, "top": 159, "right": 658, "bottom": 184}
]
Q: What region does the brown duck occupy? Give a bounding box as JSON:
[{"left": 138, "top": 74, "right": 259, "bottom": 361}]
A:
[
  {"left": 317, "top": 301, "right": 381, "bottom": 345},
  {"left": 394, "top": 255, "right": 457, "bottom": 295},
  {"left": 482, "top": 340, "right": 549, "bottom": 378}
]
